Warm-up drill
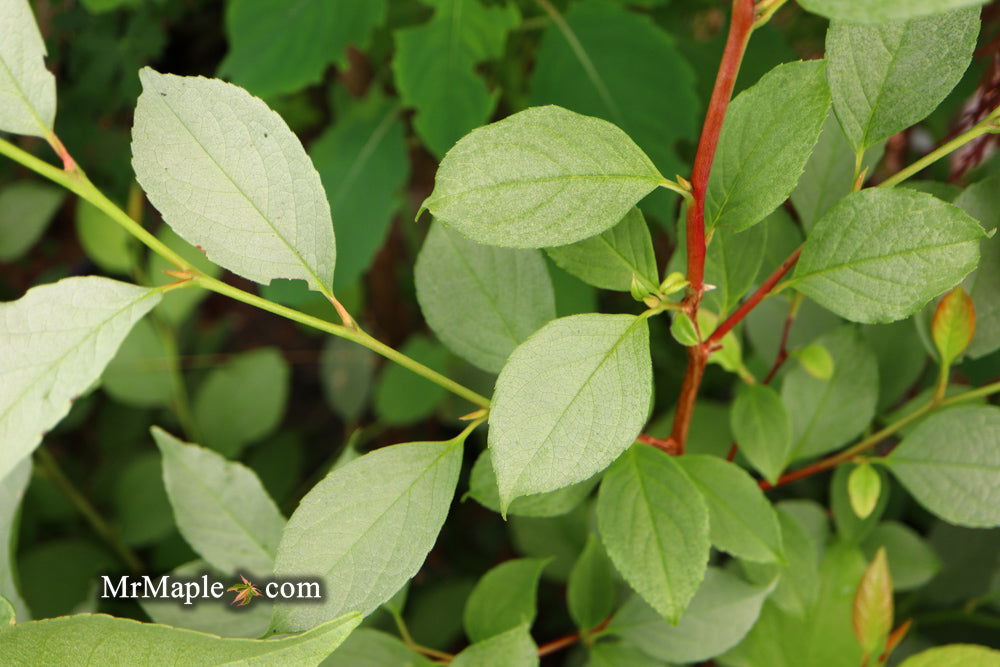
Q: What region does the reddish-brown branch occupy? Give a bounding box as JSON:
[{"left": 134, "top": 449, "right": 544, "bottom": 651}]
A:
[
  {"left": 669, "top": 345, "right": 709, "bottom": 454},
  {"left": 637, "top": 433, "right": 681, "bottom": 455},
  {"left": 707, "top": 245, "right": 801, "bottom": 345},
  {"left": 685, "top": 0, "right": 756, "bottom": 294},
  {"left": 668, "top": 0, "right": 755, "bottom": 453},
  {"left": 536, "top": 617, "right": 612, "bottom": 658}
]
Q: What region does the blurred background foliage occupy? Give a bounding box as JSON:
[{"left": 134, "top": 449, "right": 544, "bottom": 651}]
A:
[{"left": 2, "top": 0, "right": 1000, "bottom": 661}]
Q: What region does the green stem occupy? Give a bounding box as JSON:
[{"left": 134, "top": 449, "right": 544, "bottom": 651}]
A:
[
  {"left": 878, "top": 110, "right": 999, "bottom": 189},
  {"left": 0, "top": 136, "right": 189, "bottom": 270},
  {"left": 0, "top": 134, "right": 489, "bottom": 411},
  {"left": 34, "top": 447, "right": 143, "bottom": 573},
  {"left": 195, "top": 274, "right": 491, "bottom": 409}
]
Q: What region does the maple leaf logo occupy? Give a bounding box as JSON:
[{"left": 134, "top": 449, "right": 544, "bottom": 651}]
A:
[{"left": 227, "top": 575, "right": 262, "bottom": 606}]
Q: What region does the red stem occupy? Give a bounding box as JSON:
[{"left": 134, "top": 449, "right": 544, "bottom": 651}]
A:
[
  {"left": 685, "top": 0, "right": 756, "bottom": 293},
  {"left": 669, "top": 346, "right": 709, "bottom": 453},
  {"left": 707, "top": 245, "right": 801, "bottom": 345},
  {"left": 536, "top": 617, "right": 612, "bottom": 658}
]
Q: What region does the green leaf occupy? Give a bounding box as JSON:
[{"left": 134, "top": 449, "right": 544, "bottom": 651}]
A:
[
  {"left": 416, "top": 221, "right": 555, "bottom": 373},
  {"left": 322, "top": 628, "right": 433, "bottom": 667},
  {"left": 586, "top": 641, "right": 662, "bottom": 667},
  {"left": 152, "top": 427, "right": 285, "bottom": 575},
  {"left": 567, "top": 536, "right": 617, "bottom": 632},
  {"left": 782, "top": 326, "right": 878, "bottom": 460},
  {"left": 115, "top": 453, "right": 174, "bottom": 546},
  {"left": 193, "top": 348, "right": 290, "bottom": 457},
  {"left": 374, "top": 335, "right": 449, "bottom": 426},
  {"left": 794, "top": 342, "right": 835, "bottom": 380},
  {"left": 0, "top": 612, "right": 360, "bottom": 664},
  {"left": 311, "top": 88, "right": 408, "bottom": 288},
  {"left": 529, "top": 0, "right": 698, "bottom": 191},
  {"left": 731, "top": 384, "right": 792, "bottom": 484},
  {"left": 847, "top": 463, "right": 882, "bottom": 520},
  {"left": 605, "top": 569, "right": 772, "bottom": 663},
  {"left": 546, "top": 208, "right": 658, "bottom": 293},
  {"left": 596, "top": 445, "right": 710, "bottom": 623},
  {"left": 861, "top": 522, "right": 940, "bottom": 591},
  {"left": 132, "top": 68, "right": 336, "bottom": 294},
  {"left": 489, "top": 314, "right": 652, "bottom": 510},
  {"left": 220, "top": 0, "right": 386, "bottom": 98},
  {"left": 0, "top": 460, "right": 31, "bottom": 623},
  {"left": 900, "top": 644, "right": 1000, "bottom": 667},
  {"left": 392, "top": 0, "right": 519, "bottom": 158},
  {"left": 0, "top": 595, "right": 13, "bottom": 626},
  {"left": 139, "top": 560, "right": 270, "bottom": 639},
  {"left": 852, "top": 548, "right": 893, "bottom": 657},
  {"left": 0, "top": 182, "right": 64, "bottom": 262},
  {"left": 826, "top": 9, "right": 979, "bottom": 151},
  {"left": 320, "top": 337, "right": 376, "bottom": 423},
  {"left": 678, "top": 455, "right": 784, "bottom": 563},
  {"left": 0, "top": 277, "right": 160, "bottom": 479},
  {"left": 793, "top": 189, "right": 984, "bottom": 323},
  {"left": 450, "top": 624, "right": 538, "bottom": 667},
  {"left": 954, "top": 173, "right": 1000, "bottom": 359},
  {"left": 75, "top": 199, "right": 137, "bottom": 275},
  {"left": 705, "top": 60, "right": 830, "bottom": 232},
  {"left": 422, "top": 106, "right": 665, "bottom": 249},
  {"left": 272, "top": 436, "right": 465, "bottom": 633},
  {"left": 510, "top": 505, "right": 590, "bottom": 582},
  {"left": 882, "top": 405, "right": 1000, "bottom": 527},
  {"left": 464, "top": 558, "right": 547, "bottom": 642},
  {"left": 0, "top": 0, "right": 55, "bottom": 137},
  {"left": 800, "top": 0, "right": 988, "bottom": 23},
  {"left": 790, "top": 113, "right": 884, "bottom": 231},
  {"left": 704, "top": 223, "right": 768, "bottom": 315},
  {"left": 101, "top": 318, "right": 174, "bottom": 408},
  {"left": 466, "top": 450, "right": 597, "bottom": 518},
  {"left": 742, "top": 508, "right": 822, "bottom": 619}
]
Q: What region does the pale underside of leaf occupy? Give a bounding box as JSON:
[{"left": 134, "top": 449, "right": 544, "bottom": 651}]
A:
[{"left": 0, "top": 0, "right": 55, "bottom": 137}]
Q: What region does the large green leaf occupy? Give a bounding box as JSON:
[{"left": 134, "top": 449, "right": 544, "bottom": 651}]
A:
[
  {"left": 955, "top": 173, "right": 1000, "bottom": 358},
  {"left": 193, "top": 348, "right": 290, "bottom": 457},
  {"left": 882, "top": 406, "right": 1000, "bottom": 528},
  {"left": 792, "top": 189, "right": 984, "bottom": 323},
  {"left": 529, "top": 0, "right": 697, "bottom": 187},
  {"left": 153, "top": 428, "right": 285, "bottom": 575},
  {"left": 132, "top": 69, "right": 336, "bottom": 294},
  {"left": 781, "top": 326, "right": 878, "bottom": 460},
  {"left": 0, "top": 460, "right": 30, "bottom": 622},
  {"left": 220, "top": 0, "right": 386, "bottom": 98},
  {"left": 790, "top": 113, "right": 884, "bottom": 231},
  {"left": 392, "top": 0, "right": 519, "bottom": 158},
  {"left": 271, "top": 436, "right": 465, "bottom": 633},
  {"left": 416, "top": 221, "right": 555, "bottom": 373},
  {"left": 0, "top": 0, "right": 55, "bottom": 137},
  {"left": 0, "top": 612, "right": 360, "bottom": 664},
  {"left": 605, "top": 568, "right": 772, "bottom": 663},
  {"left": 422, "top": 106, "right": 665, "bottom": 249},
  {"left": 546, "top": 208, "right": 658, "bottom": 293},
  {"left": 677, "top": 455, "right": 784, "bottom": 563},
  {"left": 596, "top": 445, "right": 710, "bottom": 623},
  {"left": 731, "top": 384, "right": 792, "bottom": 484},
  {"left": 826, "top": 9, "right": 979, "bottom": 151},
  {"left": 0, "top": 277, "right": 160, "bottom": 479},
  {"left": 450, "top": 624, "right": 538, "bottom": 667},
  {"left": 705, "top": 60, "right": 830, "bottom": 232},
  {"left": 800, "top": 0, "right": 987, "bottom": 23},
  {"left": 466, "top": 450, "right": 597, "bottom": 518},
  {"left": 0, "top": 182, "right": 64, "bottom": 262},
  {"left": 463, "top": 558, "right": 547, "bottom": 642},
  {"left": 311, "top": 88, "right": 408, "bottom": 288},
  {"left": 489, "top": 314, "right": 652, "bottom": 510}
]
